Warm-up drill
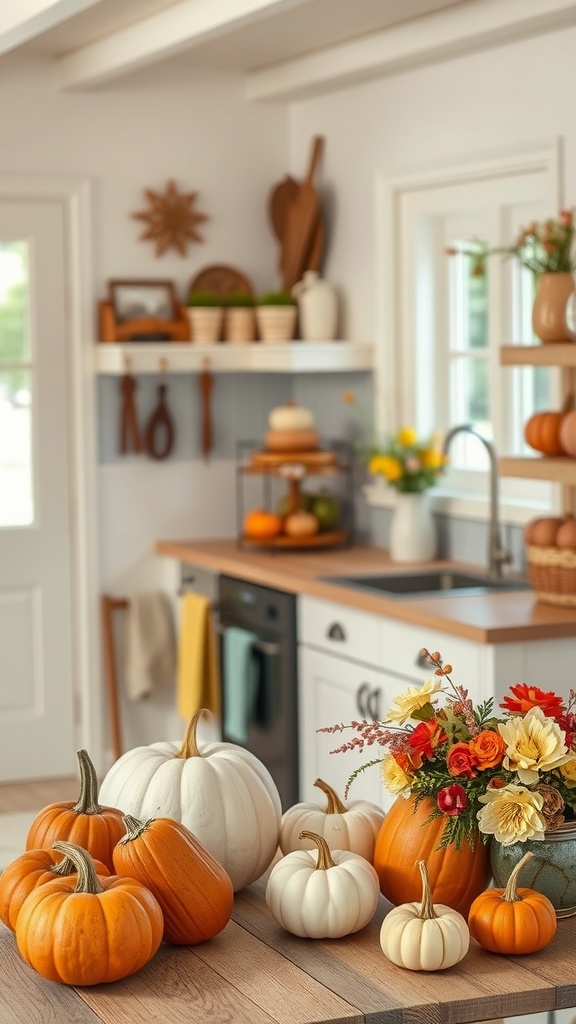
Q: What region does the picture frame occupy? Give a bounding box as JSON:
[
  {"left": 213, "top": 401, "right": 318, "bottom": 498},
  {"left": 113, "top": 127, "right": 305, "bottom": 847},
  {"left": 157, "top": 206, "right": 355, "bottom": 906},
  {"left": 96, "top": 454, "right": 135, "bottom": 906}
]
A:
[{"left": 108, "top": 279, "right": 178, "bottom": 325}]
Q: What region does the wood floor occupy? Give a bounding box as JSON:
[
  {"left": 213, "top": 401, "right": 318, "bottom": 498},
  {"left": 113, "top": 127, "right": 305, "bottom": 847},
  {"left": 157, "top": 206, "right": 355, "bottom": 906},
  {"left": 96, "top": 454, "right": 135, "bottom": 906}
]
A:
[{"left": 0, "top": 776, "right": 77, "bottom": 812}]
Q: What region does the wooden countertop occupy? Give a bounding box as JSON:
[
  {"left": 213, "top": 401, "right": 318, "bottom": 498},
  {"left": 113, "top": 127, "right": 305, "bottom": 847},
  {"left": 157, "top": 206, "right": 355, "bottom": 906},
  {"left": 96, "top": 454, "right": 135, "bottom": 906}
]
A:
[
  {"left": 155, "top": 538, "right": 576, "bottom": 643},
  {"left": 2, "top": 879, "right": 575, "bottom": 1023}
]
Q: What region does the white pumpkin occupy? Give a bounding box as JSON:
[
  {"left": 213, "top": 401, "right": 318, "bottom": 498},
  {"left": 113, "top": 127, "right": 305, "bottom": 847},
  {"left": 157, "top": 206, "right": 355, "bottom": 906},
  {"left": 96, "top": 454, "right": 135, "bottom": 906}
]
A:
[
  {"left": 98, "top": 711, "right": 281, "bottom": 892},
  {"left": 265, "top": 829, "right": 380, "bottom": 939},
  {"left": 379, "top": 861, "right": 470, "bottom": 971},
  {"left": 280, "top": 778, "right": 385, "bottom": 862},
  {"left": 268, "top": 402, "right": 315, "bottom": 432}
]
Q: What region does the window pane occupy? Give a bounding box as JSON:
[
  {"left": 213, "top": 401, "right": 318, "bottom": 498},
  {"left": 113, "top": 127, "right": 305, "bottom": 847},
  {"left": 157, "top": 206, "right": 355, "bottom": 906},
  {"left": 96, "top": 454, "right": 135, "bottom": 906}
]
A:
[
  {"left": 0, "top": 241, "right": 29, "bottom": 363},
  {"left": 0, "top": 369, "right": 33, "bottom": 528}
]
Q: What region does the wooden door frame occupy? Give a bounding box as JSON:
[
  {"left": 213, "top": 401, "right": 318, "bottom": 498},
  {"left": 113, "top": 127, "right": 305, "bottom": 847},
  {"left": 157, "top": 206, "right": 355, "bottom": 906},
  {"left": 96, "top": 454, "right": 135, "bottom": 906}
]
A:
[{"left": 0, "top": 174, "right": 103, "bottom": 775}]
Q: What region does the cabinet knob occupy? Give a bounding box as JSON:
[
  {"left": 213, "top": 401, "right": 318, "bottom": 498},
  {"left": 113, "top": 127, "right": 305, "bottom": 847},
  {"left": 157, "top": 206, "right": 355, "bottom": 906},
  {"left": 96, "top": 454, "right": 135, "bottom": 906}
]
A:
[
  {"left": 327, "top": 622, "right": 346, "bottom": 641},
  {"left": 356, "top": 682, "right": 370, "bottom": 718},
  {"left": 366, "top": 687, "right": 381, "bottom": 722}
]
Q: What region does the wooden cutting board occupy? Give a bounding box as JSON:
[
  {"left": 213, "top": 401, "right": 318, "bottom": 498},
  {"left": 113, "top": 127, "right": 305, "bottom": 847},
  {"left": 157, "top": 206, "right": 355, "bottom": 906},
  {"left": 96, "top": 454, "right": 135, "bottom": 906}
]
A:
[{"left": 280, "top": 135, "right": 324, "bottom": 291}]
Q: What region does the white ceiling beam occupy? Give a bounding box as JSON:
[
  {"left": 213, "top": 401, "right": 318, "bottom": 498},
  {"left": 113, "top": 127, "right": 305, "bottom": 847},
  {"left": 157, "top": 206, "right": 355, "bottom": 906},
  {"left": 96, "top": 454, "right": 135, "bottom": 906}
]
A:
[
  {"left": 54, "top": 0, "right": 309, "bottom": 90},
  {"left": 0, "top": 0, "right": 102, "bottom": 56},
  {"left": 246, "top": 0, "right": 576, "bottom": 102}
]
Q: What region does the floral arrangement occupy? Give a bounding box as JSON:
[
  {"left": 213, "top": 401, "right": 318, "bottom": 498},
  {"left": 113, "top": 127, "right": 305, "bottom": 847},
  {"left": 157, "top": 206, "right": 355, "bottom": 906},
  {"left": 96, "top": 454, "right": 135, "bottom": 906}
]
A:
[
  {"left": 446, "top": 208, "right": 575, "bottom": 277},
  {"left": 322, "top": 650, "right": 576, "bottom": 851},
  {"left": 366, "top": 426, "right": 445, "bottom": 493}
]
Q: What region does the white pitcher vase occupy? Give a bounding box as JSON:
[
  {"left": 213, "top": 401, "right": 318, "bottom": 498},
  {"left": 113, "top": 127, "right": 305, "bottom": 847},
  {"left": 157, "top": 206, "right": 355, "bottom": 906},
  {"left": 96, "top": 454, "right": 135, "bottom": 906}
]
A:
[{"left": 389, "top": 491, "right": 436, "bottom": 563}]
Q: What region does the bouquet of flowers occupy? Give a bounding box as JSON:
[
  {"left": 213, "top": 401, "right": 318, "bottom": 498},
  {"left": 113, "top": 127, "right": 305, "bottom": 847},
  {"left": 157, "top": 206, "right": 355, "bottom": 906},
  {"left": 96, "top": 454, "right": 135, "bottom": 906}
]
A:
[
  {"left": 365, "top": 427, "right": 445, "bottom": 493},
  {"left": 446, "top": 208, "right": 575, "bottom": 277},
  {"left": 322, "top": 650, "right": 576, "bottom": 851}
]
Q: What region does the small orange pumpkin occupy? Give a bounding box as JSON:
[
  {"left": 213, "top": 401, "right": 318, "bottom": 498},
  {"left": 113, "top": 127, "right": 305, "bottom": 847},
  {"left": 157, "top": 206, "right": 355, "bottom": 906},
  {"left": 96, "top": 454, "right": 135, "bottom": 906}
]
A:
[
  {"left": 373, "top": 795, "right": 491, "bottom": 917},
  {"left": 15, "top": 841, "right": 163, "bottom": 985},
  {"left": 0, "top": 848, "right": 110, "bottom": 932},
  {"left": 113, "top": 815, "right": 234, "bottom": 945},
  {"left": 243, "top": 508, "right": 283, "bottom": 540},
  {"left": 26, "top": 749, "right": 125, "bottom": 870},
  {"left": 524, "top": 408, "right": 568, "bottom": 455},
  {"left": 468, "top": 851, "right": 557, "bottom": 954},
  {"left": 559, "top": 408, "right": 576, "bottom": 456}
]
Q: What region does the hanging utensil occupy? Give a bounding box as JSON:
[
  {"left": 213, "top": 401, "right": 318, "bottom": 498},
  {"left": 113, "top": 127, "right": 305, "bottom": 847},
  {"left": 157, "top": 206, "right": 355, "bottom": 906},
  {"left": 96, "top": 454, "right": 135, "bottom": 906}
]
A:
[
  {"left": 144, "top": 360, "right": 175, "bottom": 460},
  {"left": 281, "top": 135, "right": 324, "bottom": 292},
  {"left": 199, "top": 362, "right": 214, "bottom": 462},
  {"left": 119, "top": 359, "right": 142, "bottom": 455}
]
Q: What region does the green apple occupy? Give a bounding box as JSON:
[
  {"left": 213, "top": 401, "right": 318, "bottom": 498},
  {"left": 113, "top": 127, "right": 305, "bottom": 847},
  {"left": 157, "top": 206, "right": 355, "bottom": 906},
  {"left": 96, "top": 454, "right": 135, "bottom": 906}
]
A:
[
  {"left": 310, "top": 493, "right": 339, "bottom": 530},
  {"left": 276, "top": 491, "right": 314, "bottom": 517}
]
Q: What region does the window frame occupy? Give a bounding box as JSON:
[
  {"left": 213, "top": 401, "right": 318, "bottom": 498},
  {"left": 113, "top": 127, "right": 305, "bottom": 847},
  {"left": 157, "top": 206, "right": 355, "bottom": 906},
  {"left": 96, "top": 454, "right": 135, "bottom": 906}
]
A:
[{"left": 373, "top": 138, "right": 563, "bottom": 524}]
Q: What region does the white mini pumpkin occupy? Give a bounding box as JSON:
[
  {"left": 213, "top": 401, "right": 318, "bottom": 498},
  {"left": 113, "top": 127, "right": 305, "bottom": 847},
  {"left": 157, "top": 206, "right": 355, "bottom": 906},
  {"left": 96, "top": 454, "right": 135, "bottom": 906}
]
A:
[
  {"left": 268, "top": 402, "right": 315, "bottom": 432},
  {"left": 379, "top": 860, "right": 470, "bottom": 971},
  {"left": 98, "top": 711, "right": 281, "bottom": 892},
  {"left": 280, "top": 778, "right": 385, "bottom": 862},
  {"left": 266, "top": 829, "right": 380, "bottom": 939}
]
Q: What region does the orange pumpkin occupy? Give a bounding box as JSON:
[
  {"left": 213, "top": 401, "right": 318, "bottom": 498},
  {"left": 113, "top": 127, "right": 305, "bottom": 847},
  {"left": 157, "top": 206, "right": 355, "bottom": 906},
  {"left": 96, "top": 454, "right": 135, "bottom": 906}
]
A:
[
  {"left": 0, "top": 847, "right": 110, "bottom": 932},
  {"left": 468, "top": 851, "right": 557, "bottom": 954},
  {"left": 243, "top": 508, "right": 283, "bottom": 540},
  {"left": 373, "top": 795, "right": 491, "bottom": 917},
  {"left": 26, "top": 749, "right": 125, "bottom": 871},
  {"left": 15, "top": 841, "right": 163, "bottom": 985},
  {"left": 524, "top": 409, "right": 566, "bottom": 455},
  {"left": 559, "top": 409, "right": 576, "bottom": 456},
  {"left": 113, "top": 815, "right": 234, "bottom": 945}
]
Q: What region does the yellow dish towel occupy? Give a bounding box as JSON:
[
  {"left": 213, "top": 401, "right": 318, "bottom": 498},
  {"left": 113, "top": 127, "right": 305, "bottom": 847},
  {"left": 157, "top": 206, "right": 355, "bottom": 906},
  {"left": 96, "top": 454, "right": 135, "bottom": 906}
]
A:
[{"left": 177, "top": 592, "right": 221, "bottom": 721}]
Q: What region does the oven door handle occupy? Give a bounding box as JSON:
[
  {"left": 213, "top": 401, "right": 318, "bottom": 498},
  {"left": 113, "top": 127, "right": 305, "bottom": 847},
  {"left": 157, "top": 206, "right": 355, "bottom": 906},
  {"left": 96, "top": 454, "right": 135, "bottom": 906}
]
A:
[{"left": 217, "top": 624, "right": 280, "bottom": 657}]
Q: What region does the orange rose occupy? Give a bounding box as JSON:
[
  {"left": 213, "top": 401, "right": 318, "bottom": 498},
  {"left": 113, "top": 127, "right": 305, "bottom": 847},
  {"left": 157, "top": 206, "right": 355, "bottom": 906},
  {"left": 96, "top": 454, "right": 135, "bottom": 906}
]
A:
[
  {"left": 469, "top": 729, "right": 506, "bottom": 770},
  {"left": 446, "top": 742, "right": 476, "bottom": 779}
]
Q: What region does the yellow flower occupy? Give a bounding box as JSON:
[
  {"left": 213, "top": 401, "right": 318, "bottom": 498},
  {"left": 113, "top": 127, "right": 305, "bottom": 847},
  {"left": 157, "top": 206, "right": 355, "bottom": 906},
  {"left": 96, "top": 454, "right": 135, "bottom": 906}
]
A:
[
  {"left": 498, "top": 706, "right": 571, "bottom": 784},
  {"left": 381, "top": 753, "right": 413, "bottom": 796},
  {"left": 368, "top": 454, "right": 403, "bottom": 481},
  {"left": 396, "top": 426, "right": 417, "bottom": 447},
  {"left": 385, "top": 676, "right": 446, "bottom": 725},
  {"left": 477, "top": 784, "right": 546, "bottom": 845},
  {"left": 420, "top": 448, "right": 443, "bottom": 470},
  {"left": 560, "top": 759, "right": 576, "bottom": 789}
]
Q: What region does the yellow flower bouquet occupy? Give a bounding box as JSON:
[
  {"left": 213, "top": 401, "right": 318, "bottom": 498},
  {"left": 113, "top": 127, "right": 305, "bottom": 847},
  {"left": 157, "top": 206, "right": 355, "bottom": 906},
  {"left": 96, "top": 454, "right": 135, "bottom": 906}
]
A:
[
  {"left": 367, "top": 427, "right": 445, "bottom": 494},
  {"left": 322, "top": 650, "right": 576, "bottom": 851}
]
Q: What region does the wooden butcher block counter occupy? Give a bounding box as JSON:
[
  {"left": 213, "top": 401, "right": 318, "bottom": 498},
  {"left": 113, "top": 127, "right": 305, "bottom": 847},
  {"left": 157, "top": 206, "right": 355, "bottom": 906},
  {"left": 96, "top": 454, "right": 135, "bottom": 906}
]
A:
[
  {"left": 155, "top": 538, "right": 576, "bottom": 643},
  {"left": 1, "top": 878, "right": 576, "bottom": 1024}
]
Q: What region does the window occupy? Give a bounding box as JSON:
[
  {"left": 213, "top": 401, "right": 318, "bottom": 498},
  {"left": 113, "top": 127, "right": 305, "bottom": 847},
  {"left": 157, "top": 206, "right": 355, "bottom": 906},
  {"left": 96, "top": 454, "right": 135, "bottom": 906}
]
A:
[
  {"left": 378, "top": 141, "right": 562, "bottom": 520},
  {"left": 0, "top": 239, "right": 33, "bottom": 527}
]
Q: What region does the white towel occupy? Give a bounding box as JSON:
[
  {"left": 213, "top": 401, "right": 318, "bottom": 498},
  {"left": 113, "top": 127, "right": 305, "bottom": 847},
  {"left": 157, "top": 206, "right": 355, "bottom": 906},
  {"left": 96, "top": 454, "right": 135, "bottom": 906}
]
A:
[{"left": 123, "top": 592, "right": 176, "bottom": 701}]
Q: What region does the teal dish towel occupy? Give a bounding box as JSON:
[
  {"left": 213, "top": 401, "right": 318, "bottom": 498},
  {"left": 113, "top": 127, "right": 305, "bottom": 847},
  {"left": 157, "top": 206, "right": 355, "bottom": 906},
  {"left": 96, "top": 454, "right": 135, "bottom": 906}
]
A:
[{"left": 223, "top": 626, "right": 258, "bottom": 744}]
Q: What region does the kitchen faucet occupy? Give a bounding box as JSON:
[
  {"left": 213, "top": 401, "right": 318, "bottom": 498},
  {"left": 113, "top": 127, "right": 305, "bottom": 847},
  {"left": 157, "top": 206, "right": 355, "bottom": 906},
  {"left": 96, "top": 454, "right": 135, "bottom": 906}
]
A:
[{"left": 441, "top": 424, "right": 511, "bottom": 578}]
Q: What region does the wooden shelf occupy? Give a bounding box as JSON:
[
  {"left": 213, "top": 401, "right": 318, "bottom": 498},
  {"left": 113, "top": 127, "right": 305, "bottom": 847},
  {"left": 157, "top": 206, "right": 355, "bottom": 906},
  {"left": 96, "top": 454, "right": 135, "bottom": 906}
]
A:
[
  {"left": 501, "top": 344, "right": 576, "bottom": 367},
  {"left": 499, "top": 456, "right": 576, "bottom": 484},
  {"left": 93, "top": 341, "right": 374, "bottom": 375}
]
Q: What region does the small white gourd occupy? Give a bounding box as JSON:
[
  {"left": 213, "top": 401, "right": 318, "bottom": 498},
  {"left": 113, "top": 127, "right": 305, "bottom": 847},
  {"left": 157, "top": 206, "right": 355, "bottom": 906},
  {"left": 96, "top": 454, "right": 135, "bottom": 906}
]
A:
[
  {"left": 280, "top": 778, "right": 385, "bottom": 862},
  {"left": 379, "top": 860, "right": 470, "bottom": 971},
  {"left": 266, "top": 830, "right": 380, "bottom": 939},
  {"left": 268, "top": 402, "right": 315, "bottom": 432}
]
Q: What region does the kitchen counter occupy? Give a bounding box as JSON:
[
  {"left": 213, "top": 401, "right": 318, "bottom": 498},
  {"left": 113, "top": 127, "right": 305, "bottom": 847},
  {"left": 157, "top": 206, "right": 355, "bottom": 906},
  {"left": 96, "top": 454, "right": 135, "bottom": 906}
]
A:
[
  {"left": 1, "top": 879, "right": 575, "bottom": 1023},
  {"left": 155, "top": 538, "right": 576, "bottom": 643}
]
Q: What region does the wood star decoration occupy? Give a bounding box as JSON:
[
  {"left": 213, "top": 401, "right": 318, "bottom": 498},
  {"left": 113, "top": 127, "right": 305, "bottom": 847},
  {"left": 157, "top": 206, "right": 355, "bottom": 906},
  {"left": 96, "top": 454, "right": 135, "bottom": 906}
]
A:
[{"left": 131, "top": 179, "right": 208, "bottom": 257}]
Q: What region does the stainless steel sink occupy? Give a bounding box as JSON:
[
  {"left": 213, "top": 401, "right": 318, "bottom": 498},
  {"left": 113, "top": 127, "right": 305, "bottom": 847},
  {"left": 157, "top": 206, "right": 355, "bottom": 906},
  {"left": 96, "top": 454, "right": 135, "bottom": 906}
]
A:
[{"left": 321, "top": 569, "right": 532, "bottom": 599}]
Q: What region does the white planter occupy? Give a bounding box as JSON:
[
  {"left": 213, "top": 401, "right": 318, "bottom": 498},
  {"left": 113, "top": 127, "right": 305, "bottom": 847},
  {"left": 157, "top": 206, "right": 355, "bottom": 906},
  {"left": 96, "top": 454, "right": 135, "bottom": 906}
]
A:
[
  {"left": 389, "top": 491, "right": 436, "bottom": 562},
  {"left": 187, "top": 307, "right": 223, "bottom": 344},
  {"left": 292, "top": 271, "right": 338, "bottom": 341},
  {"left": 224, "top": 307, "right": 256, "bottom": 344},
  {"left": 256, "top": 306, "right": 297, "bottom": 344}
]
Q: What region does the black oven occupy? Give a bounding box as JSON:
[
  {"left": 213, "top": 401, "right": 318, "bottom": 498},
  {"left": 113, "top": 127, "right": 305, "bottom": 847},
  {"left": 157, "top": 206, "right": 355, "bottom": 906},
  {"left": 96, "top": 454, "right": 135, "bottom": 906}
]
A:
[{"left": 217, "top": 575, "right": 298, "bottom": 811}]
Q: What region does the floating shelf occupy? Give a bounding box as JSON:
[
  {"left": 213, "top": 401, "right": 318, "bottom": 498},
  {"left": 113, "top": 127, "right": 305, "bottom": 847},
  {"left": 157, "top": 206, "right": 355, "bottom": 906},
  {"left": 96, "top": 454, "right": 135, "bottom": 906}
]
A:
[
  {"left": 499, "top": 456, "right": 576, "bottom": 485},
  {"left": 501, "top": 344, "right": 576, "bottom": 367},
  {"left": 93, "top": 341, "right": 374, "bottom": 375}
]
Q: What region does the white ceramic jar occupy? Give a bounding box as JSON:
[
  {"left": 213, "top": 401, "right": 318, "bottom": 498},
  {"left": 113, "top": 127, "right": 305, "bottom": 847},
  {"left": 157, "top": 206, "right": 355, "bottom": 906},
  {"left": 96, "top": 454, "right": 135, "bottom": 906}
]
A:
[{"left": 292, "top": 271, "right": 338, "bottom": 341}]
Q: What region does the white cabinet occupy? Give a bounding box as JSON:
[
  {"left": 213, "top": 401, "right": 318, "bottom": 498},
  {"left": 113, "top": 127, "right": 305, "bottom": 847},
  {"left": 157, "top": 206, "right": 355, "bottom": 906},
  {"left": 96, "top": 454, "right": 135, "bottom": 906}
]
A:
[{"left": 297, "top": 593, "right": 576, "bottom": 808}]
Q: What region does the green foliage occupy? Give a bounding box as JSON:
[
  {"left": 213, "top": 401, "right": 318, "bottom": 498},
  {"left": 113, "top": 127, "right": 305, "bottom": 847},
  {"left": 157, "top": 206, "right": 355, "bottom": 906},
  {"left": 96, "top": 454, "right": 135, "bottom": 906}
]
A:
[
  {"left": 257, "top": 290, "right": 295, "bottom": 306},
  {"left": 187, "top": 289, "right": 221, "bottom": 307},
  {"left": 225, "top": 292, "right": 255, "bottom": 308}
]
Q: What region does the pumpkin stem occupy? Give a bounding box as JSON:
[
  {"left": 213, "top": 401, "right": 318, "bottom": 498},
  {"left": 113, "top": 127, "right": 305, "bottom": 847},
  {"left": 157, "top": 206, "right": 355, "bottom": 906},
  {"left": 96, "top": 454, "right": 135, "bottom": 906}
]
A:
[
  {"left": 52, "top": 841, "right": 105, "bottom": 894},
  {"left": 299, "top": 830, "right": 336, "bottom": 870},
  {"left": 416, "top": 860, "right": 438, "bottom": 920},
  {"left": 50, "top": 854, "right": 80, "bottom": 877},
  {"left": 72, "top": 749, "right": 101, "bottom": 815},
  {"left": 314, "top": 778, "right": 347, "bottom": 815},
  {"left": 503, "top": 851, "right": 534, "bottom": 903},
  {"left": 119, "top": 814, "right": 155, "bottom": 844},
  {"left": 175, "top": 710, "right": 211, "bottom": 759}
]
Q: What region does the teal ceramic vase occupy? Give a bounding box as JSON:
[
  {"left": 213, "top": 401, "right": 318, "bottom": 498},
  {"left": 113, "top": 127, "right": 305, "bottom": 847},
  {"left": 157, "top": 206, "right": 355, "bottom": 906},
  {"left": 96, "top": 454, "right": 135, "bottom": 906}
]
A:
[{"left": 490, "top": 822, "right": 576, "bottom": 919}]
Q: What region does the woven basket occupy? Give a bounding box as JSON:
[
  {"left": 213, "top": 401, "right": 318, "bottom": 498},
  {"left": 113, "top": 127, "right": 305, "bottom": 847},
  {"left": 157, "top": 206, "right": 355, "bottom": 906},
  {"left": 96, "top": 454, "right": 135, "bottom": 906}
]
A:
[{"left": 526, "top": 545, "right": 576, "bottom": 606}]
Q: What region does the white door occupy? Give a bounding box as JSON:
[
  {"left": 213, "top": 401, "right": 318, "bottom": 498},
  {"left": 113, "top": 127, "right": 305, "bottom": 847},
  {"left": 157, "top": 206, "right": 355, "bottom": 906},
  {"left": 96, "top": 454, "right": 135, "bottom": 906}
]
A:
[{"left": 0, "top": 200, "right": 76, "bottom": 781}]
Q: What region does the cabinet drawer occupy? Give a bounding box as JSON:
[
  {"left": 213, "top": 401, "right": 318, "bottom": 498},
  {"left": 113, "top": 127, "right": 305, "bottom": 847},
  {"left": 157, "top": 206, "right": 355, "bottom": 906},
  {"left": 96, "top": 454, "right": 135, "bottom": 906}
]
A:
[
  {"left": 376, "top": 619, "right": 484, "bottom": 703},
  {"left": 298, "top": 595, "right": 384, "bottom": 667}
]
